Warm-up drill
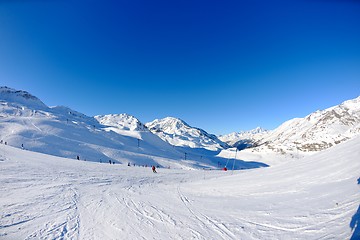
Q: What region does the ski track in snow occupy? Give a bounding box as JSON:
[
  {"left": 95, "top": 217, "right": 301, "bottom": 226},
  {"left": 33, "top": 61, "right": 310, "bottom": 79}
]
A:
[
  {"left": 177, "top": 186, "right": 238, "bottom": 240},
  {"left": 1, "top": 137, "right": 360, "bottom": 240}
]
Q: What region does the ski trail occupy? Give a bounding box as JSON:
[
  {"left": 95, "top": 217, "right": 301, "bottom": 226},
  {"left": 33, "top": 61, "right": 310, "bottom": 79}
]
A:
[
  {"left": 24, "top": 186, "right": 80, "bottom": 240},
  {"left": 121, "top": 196, "right": 177, "bottom": 227},
  {"left": 177, "top": 186, "right": 238, "bottom": 240},
  {"left": 21, "top": 118, "right": 43, "bottom": 133}
]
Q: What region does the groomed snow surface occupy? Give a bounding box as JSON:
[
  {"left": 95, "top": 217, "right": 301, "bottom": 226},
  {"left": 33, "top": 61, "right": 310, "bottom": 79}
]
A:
[{"left": 1, "top": 136, "right": 359, "bottom": 240}]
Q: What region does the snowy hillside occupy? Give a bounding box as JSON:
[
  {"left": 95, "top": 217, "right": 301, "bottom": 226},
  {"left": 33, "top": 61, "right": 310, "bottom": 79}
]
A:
[
  {"left": 146, "top": 117, "right": 229, "bottom": 151},
  {"left": 0, "top": 86, "right": 48, "bottom": 110},
  {"left": 221, "top": 96, "right": 360, "bottom": 160},
  {"left": 2, "top": 85, "right": 359, "bottom": 169},
  {"left": 253, "top": 96, "right": 360, "bottom": 154},
  {"left": 0, "top": 86, "right": 263, "bottom": 170},
  {"left": 0, "top": 86, "right": 186, "bottom": 168},
  {"left": 1, "top": 133, "right": 359, "bottom": 239}
]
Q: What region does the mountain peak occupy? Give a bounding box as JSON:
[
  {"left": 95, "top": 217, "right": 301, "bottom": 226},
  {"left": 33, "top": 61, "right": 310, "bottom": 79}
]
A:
[
  {"left": 147, "top": 117, "right": 191, "bottom": 133},
  {"left": 95, "top": 113, "right": 147, "bottom": 131},
  {"left": 339, "top": 95, "right": 360, "bottom": 112},
  {"left": 0, "top": 86, "right": 47, "bottom": 109},
  {"left": 146, "top": 117, "right": 228, "bottom": 150}
]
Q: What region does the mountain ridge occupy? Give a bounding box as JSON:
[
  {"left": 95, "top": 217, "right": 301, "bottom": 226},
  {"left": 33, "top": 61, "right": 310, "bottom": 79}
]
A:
[
  {"left": 146, "top": 117, "right": 229, "bottom": 151},
  {"left": 1, "top": 85, "right": 360, "bottom": 166},
  {"left": 0, "top": 86, "right": 265, "bottom": 170},
  {"left": 233, "top": 96, "right": 360, "bottom": 155}
]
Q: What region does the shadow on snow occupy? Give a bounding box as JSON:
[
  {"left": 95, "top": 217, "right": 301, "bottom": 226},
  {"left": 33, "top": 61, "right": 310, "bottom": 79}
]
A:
[
  {"left": 173, "top": 146, "right": 269, "bottom": 170},
  {"left": 350, "top": 177, "right": 360, "bottom": 240}
]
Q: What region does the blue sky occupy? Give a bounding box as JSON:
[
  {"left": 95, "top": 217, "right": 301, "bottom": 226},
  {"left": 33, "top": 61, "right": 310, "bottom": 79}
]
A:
[{"left": 1, "top": 0, "right": 359, "bottom": 135}]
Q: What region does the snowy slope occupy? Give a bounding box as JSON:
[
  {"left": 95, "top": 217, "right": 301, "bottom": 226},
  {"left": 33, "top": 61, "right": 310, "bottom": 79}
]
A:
[
  {"left": 186, "top": 135, "right": 360, "bottom": 239},
  {"left": 146, "top": 117, "right": 229, "bottom": 151},
  {"left": 1, "top": 134, "right": 359, "bottom": 239},
  {"left": 254, "top": 96, "right": 360, "bottom": 154}
]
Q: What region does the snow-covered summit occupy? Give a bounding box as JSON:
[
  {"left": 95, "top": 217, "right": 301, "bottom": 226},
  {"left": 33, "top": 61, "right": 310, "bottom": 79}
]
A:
[
  {"left": 146, "top": 117, "right": 229, "bottom": 151},
  {"left": 339, "top": 95, "right": 360, "bottom": 113},
  {"left": 146, "top": 117, "right": 191, "bottom": 133},
  {"left": 95, "top": 114, "right": 147, "bottom": 132},
  {"left": 0, "top": 86, "right": 47, "bottom": 110}
]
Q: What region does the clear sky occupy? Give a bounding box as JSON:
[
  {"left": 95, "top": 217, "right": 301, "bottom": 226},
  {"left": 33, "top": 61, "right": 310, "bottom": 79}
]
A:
[{"left": 1, "top": 0, "right": 359, "bottom": 135}]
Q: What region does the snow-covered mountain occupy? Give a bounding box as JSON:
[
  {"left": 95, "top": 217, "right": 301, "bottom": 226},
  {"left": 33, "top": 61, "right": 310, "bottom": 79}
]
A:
[
  {"left": 0, "top": 86, "right": 260, "bottom": 170},
  {"left": 0, "top": 86, "right": 185, "bottom": 167},
  {"left": 3, "top": 85, "right": 359, "bottom": 168},
  {"left": 145, "top": 117, "right": 229, "bottom": 151},
  {"left": 0, "top": 86, "right": 48, "bottom": 110},
  {"left": 249, "top": 96, "right": 360, "bottom": 155},
  {"left": 219, "top": 127, "right": 269, "bottom": 149},
  {"left": 2, "top": 87, "right": 360, "bottom": 239},
  {"left": 94, "top": 113, "right": 149, "bottom": 140},
  {"left": 95, "top": 114, "right": 147, "bottom": 132}
]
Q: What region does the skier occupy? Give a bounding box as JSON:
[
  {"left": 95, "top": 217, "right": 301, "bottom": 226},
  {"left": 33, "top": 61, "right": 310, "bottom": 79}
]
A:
[
  {"left": 152, "top": 165, "right": 157, "bottom": 173},
  {"left": 76, "top": 155, "right": 80, "bottom": 160}
]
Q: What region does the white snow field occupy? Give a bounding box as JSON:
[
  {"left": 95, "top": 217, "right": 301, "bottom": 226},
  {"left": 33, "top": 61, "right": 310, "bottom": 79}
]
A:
[{"left": 1, "top": 135, "right": 359, "bottom": 239}]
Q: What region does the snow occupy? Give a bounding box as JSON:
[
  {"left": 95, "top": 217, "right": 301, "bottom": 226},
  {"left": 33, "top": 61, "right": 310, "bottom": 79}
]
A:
[
  {"left": 219, "top": 127, "right": 269, "bottom": 149},
  {"left": 1, "top": 135, "right": 359, "bottom": 239},
  {"left": 0, "top": 88, "right": 266, "bottom": 170},
  {"left": 0, "top": 87, "right": 47, "bottom": 110},
  {"left": 146, "top": 117, "right": 228, "bottom": 151},
  {"left": 0, "top": 89, "right": 186, "bottom": 167},
  {"left": 221, "top": 96, "right": 360, "bottom": 160},
  {"left": 1, "top": 87, "right": 360, "bottom": 239},
  {"left": 95, "top": 114, "right": 147, "bottom": 132}
]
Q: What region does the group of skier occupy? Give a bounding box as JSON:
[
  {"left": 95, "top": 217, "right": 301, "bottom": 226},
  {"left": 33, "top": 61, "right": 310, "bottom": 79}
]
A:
[{"left": 76, "top": 155, "right": 158, "bottom": 173}]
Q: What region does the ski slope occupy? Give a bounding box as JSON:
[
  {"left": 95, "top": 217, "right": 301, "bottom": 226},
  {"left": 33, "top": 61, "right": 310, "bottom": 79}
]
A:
[{"left": 1, "top": 135, "right": 359, "bottom": 239}]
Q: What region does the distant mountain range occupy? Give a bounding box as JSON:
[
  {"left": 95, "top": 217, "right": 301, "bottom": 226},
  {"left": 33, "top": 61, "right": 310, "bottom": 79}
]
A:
[
  {"left": 1, "top": 86, "right": 359, "bottom": 167},
  {"left": 219, "top": 127, "right": 268, "bottom": 150},
  {"left": 221, "top": 96, "right": 360, "bottom": 155}
]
